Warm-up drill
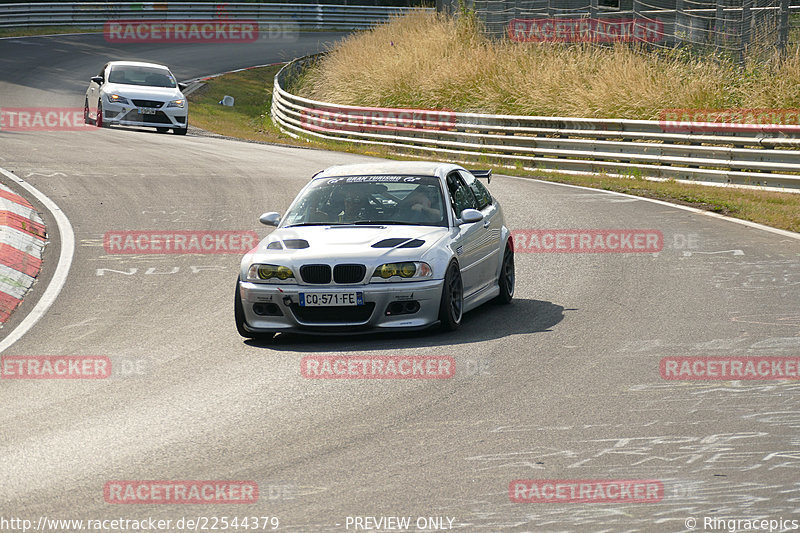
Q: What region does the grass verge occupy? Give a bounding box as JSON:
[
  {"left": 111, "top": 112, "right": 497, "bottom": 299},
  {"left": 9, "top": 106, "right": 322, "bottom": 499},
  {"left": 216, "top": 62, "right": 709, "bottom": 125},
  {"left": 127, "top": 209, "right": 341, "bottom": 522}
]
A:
[
  {"left": 0, "top": 26, "right": 103, "bottom": 38},
  {"left": 188, "top": 66, "right": 800, "bottom": 233}
]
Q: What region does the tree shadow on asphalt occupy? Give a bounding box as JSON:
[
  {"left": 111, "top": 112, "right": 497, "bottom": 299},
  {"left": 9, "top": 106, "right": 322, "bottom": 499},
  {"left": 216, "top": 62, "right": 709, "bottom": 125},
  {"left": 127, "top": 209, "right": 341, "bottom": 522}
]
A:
[{"left": 243, "top": 298, "right": 565, "bottom": 352}]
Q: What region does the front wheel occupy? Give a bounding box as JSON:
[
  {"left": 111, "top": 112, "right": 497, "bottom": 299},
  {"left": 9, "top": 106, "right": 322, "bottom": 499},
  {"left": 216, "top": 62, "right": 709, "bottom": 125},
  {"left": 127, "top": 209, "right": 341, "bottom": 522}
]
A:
[
  {"left": 83, "top": 99, "right": 93, "bottom": 125},
  {"left": 96, "top": 102, "right": 106, "bottom": 128},
  {"left": 156, "top": 127, "right": 169, "bottom": 133},
  {"left": 438, "top": 261, "right": 463, "bottom": 331},
  {"left": 234, "top": 278, "right": 274, "bottom": 341},
  {"left": 495, "top": 242, "right": 515, "bottom": 304},
  {"left": 172, "top": 127, "right": 187, "bottom": 135}
]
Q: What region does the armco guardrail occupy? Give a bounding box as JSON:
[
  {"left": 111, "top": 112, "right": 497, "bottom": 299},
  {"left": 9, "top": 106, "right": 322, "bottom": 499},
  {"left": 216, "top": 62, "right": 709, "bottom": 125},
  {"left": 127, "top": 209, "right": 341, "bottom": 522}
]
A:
[
  {"left": 273, "top": 55, "right": 800, "bottom": 190},
  {"left": 0, "top": 3, "right": 429, "bottom": 29}
]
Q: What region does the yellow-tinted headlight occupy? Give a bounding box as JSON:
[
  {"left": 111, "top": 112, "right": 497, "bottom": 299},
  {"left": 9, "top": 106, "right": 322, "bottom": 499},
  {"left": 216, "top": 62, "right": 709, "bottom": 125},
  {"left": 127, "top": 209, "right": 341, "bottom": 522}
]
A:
[
  {"left": 399, "top": 262, "right": 416, "bottom": 278},
  {"left": 373, "top": 262, "right": 431, "bottom": 280},
  {"left": 258, "top": 265, "right": 277, "bottom": 279},
  {"left": 276, "top": 266, "right": 293, "bottom": 280},
  {"left": 247, "top": 264, "right": 294, "bottom": 282},
  {"left": 378, "top": 264, "right": 397, "bottom": 278}
]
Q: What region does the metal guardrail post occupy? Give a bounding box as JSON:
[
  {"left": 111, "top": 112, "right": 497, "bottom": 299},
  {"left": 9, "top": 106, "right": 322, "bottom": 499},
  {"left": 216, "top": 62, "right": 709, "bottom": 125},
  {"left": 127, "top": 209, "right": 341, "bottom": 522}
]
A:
[
  {"left": 779, "top": 0, "right": 791, "bottom": 54},
  {"left": 714, "top": 0, "right": 725, "bottom": 51}
]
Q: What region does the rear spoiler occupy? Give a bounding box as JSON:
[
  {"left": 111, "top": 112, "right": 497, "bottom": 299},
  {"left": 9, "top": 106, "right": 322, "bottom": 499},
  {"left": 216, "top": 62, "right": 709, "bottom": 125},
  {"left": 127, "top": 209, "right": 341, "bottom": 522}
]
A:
[{"left": 470, "top": 169, "right": 492, "bottom": 184}]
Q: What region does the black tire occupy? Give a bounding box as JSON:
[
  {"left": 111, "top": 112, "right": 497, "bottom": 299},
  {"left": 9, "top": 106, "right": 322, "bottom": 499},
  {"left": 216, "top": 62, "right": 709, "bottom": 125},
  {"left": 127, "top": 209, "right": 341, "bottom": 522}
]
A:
[
  {"left": 234, "top": 278, "right": 274, "bottom": 340},
  {"left": 438, "top": 260, "right": 463, "bottom": 331},
  {"left": 495, "top": 241, "right": 515, "bottom": 304},
  {"left": 96, "top": 102, "right": 106, "bottom": 128},
  {"left": 172, "top": 127, "right": 187, "bottom": 135},
  {"left": 83, "top": 99, "right": 94, "bottom": 125},
  {"left": 156, "top": 127, "right": 169, "bottom": 133}
]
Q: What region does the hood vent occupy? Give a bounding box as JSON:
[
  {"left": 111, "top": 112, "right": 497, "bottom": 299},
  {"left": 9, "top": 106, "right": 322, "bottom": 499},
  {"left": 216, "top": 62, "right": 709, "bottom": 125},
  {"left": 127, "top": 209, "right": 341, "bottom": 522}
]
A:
[
  {"left": 266, "top": 239, "right": 310, "bottom": 250},
  {"left": 283, "top": 239, "right": 310, "bottom": 249},
  {"left": 372, "top": 238, "right": 425, "bottom": 249}
]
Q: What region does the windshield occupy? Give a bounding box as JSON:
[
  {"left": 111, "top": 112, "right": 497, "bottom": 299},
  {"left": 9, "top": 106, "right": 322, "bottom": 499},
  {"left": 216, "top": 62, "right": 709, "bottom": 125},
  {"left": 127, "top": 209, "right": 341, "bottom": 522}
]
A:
[
  {"left": 283, "top": 175, "right": 448, "bottom": 227},
  {"left": 108, "top": 66, "right": 177, "bottom": 88}
]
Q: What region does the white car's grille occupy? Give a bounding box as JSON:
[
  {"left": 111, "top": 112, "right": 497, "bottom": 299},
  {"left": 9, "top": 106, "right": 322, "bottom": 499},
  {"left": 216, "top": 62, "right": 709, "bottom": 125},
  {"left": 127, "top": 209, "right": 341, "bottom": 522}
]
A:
[
  {"left": 131, "top": 99, "right": 164, "bottom": 108},
  {"left": 299, "top": 264, "right": 366, "bottom": 284}
]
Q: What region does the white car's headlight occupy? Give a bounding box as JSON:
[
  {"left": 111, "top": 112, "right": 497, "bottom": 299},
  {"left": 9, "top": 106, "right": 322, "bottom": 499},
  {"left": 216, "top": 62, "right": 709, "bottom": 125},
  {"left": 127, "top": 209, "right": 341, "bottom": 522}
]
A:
[
  {"left": 372, "top": 262, "right": 432, "bottom": 281},
  {"left": 247, "top": 264, "right": 295, "bottom": 283},
  {"left": 167, "top": 99, "right": 185, "bottom": 108},
  {"left": 106, "top": 94, "right": 130, "bottom": 105}
]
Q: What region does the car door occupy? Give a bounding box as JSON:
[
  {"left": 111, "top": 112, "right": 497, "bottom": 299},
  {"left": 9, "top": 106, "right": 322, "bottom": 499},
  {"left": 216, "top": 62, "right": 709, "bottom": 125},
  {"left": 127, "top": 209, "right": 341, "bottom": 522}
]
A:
[
  {"left": 445, "top": 171, "right": 485, "bottom": 297},
  {"left": 459, "top": 170, "right": 502, "bottom": 290}
]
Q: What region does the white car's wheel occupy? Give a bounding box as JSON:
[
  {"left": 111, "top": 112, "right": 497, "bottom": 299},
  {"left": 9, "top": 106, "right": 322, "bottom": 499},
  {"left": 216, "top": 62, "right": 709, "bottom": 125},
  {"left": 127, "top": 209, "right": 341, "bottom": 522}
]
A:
[
  {"left": 438, "top": 260, "right": 463, "bottom": 331},
  {"left": 495, "top": 241, "right": 514, "bottom": 304},
  {"left": 83, "top": 99, "right": 94, "bottom": 125},
  {"left": 96, "top": 102, "right": 106, "bottom": 128}
]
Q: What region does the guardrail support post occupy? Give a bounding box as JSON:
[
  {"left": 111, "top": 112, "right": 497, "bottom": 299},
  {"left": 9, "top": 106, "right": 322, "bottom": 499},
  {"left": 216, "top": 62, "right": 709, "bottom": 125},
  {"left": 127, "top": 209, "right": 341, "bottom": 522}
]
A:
[
  {"left": 714, "top": 0, "right": 725, "bottom": 52},
  {"left": 740, "top": 0, "right": 752, "bottom": 64},
  {"left": 779, "top": 0, "right": 790, "bottom": 55}
]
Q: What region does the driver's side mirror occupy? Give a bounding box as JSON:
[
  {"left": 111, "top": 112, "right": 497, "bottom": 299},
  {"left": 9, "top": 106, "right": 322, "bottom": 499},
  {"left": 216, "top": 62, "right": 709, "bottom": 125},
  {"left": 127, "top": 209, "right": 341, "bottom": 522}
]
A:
[
  {"left": 457, "top": 208, "right": 483, "bottom": 225},
  {"left": 90, "top": 76, "right": 104, "bottom": 85},
  {"left": 178, "top": 82, "right": 188, "bottom": 92},
  {"left": 259, "top": 212, "right": 281, "bottom": 226}
]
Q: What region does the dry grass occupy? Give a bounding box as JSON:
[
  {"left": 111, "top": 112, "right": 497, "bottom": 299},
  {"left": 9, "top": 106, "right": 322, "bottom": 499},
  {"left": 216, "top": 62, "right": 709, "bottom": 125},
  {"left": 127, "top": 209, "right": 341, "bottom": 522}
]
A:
[{"left": 296, "top": 11, "right": 800, "bottom": 119}]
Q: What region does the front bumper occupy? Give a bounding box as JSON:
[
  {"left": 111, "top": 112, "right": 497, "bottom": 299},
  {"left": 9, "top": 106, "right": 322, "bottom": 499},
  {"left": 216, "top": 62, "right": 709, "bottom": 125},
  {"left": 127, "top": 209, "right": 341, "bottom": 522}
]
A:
[
  {"left": 102, "top": 101, "right": 186, "bottom": 129},
  {"left": 238, "top": 279, "right": 444, "bottom": 334}
]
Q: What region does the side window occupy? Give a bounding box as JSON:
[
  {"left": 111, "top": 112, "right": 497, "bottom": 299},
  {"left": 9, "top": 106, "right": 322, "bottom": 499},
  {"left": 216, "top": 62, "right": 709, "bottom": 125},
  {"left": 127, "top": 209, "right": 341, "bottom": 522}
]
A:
[
  {"left": 99, "top": 65, "right": 107, "bottom": 78},
  {"left": 446, "top": 172, "right": 478, "bottom": 216},
  {"left": 459, "top": 170, "right": 492, "bottom": 210}
]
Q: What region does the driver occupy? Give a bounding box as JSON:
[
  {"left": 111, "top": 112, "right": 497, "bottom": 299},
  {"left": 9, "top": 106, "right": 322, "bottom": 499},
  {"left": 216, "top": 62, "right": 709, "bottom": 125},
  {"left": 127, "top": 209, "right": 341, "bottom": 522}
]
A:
[
  {"left": 338, "top": 192, "right": 370, "bottom": 222},
  {"left": 401, "top": 189, "right": 440, "bottom": 223}
]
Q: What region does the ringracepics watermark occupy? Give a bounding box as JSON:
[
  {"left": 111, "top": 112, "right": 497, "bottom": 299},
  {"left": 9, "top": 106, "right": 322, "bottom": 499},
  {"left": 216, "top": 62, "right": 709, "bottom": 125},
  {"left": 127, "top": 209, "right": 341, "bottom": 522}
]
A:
[
  {"left": 509, "top": 479, "right": 663, "bottom": 503},
  {"left": 301, "top": 356, "right": 455, "bottom": 379},
  {"left": 511, "top": 229, "right": 663, "bottom": 253},
  {"left": 0, "top": 108, "right": 91, "bottom": 132},
  {"left": 103, "top": 230, "right": 259, "bottom": 254},
  {"left": 659, "top": 108, "right": 800, "bottom": 133},
  {"left": 661, "top": 357, "right": 800, "bottom": 380},
  {"left": 103, "top": 481, "right": 258, "bottom": 504}
]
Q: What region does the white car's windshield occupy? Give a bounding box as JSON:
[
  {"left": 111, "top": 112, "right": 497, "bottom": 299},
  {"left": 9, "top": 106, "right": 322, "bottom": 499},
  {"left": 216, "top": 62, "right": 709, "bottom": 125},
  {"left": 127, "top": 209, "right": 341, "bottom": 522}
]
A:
[
  {"left": 108, "top": 66, "right": 177, "bottom": 88},
  {"left": 284, "top": 175, "right": 448, "bottom": 227}
]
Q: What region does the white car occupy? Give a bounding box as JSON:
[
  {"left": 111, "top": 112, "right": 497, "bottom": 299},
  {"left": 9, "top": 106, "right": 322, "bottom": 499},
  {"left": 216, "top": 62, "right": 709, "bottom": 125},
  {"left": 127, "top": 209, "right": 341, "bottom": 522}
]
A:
[
  {"left": 235, "top": 161, "right": 515, "bottom": 339},
  {"left": 84, "top": 61, "right": 188, "bottom": 135}
]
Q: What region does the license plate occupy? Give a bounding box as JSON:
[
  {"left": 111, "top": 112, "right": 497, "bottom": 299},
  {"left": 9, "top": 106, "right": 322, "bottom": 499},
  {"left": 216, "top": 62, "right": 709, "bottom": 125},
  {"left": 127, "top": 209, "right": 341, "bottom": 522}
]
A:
[
  {"left": 138, "top": 107, "right": 157, "bottom": 115},
  {"left": 300, "top": 292, "right": 363, "bottom": 307}
]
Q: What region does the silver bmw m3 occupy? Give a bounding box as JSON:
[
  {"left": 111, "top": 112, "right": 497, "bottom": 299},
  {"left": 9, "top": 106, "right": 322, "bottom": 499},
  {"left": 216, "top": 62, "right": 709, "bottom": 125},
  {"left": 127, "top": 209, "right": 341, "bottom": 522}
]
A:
[{"left": 235, "top": 161, "right": 514, "bottom": 339}]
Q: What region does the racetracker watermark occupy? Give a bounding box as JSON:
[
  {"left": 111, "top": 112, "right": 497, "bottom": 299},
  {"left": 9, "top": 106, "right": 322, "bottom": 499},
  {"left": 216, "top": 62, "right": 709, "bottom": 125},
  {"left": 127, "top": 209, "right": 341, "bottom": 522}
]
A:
[
  {"left": 659, "top": 108, "right": 800, "bottom": 133},
  {"left": 104, "top": 481, "right": 258, "bottom": 504},
  {"left": 300, "top": 106, "right": 457, "bottom": 134},
  {"left": 508, "top": 18, "right": 664, "bottom": 42},
  {"left": 301, "top": 356, "right": 455, "bottom": 379},
  {"left": 661, "top": 357, "right": 800, "bottom": 380},
  {"left": 103, "top": 230, "right": 259, "bottom": 254},
  {"left": 1, "top": 356, "right": 110, "bottom": 379},
  {"left": 511, "top": 229, "right": 663, "bottom": 253},
  {"left": 509, "top": 479, "right": 663, "bottom": 503},
  {"left": 104, "top": 20, "right": 259, "bottom": 43},
  {"left": 0, "top": 108, "right": 91, "bottom": 132}
]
